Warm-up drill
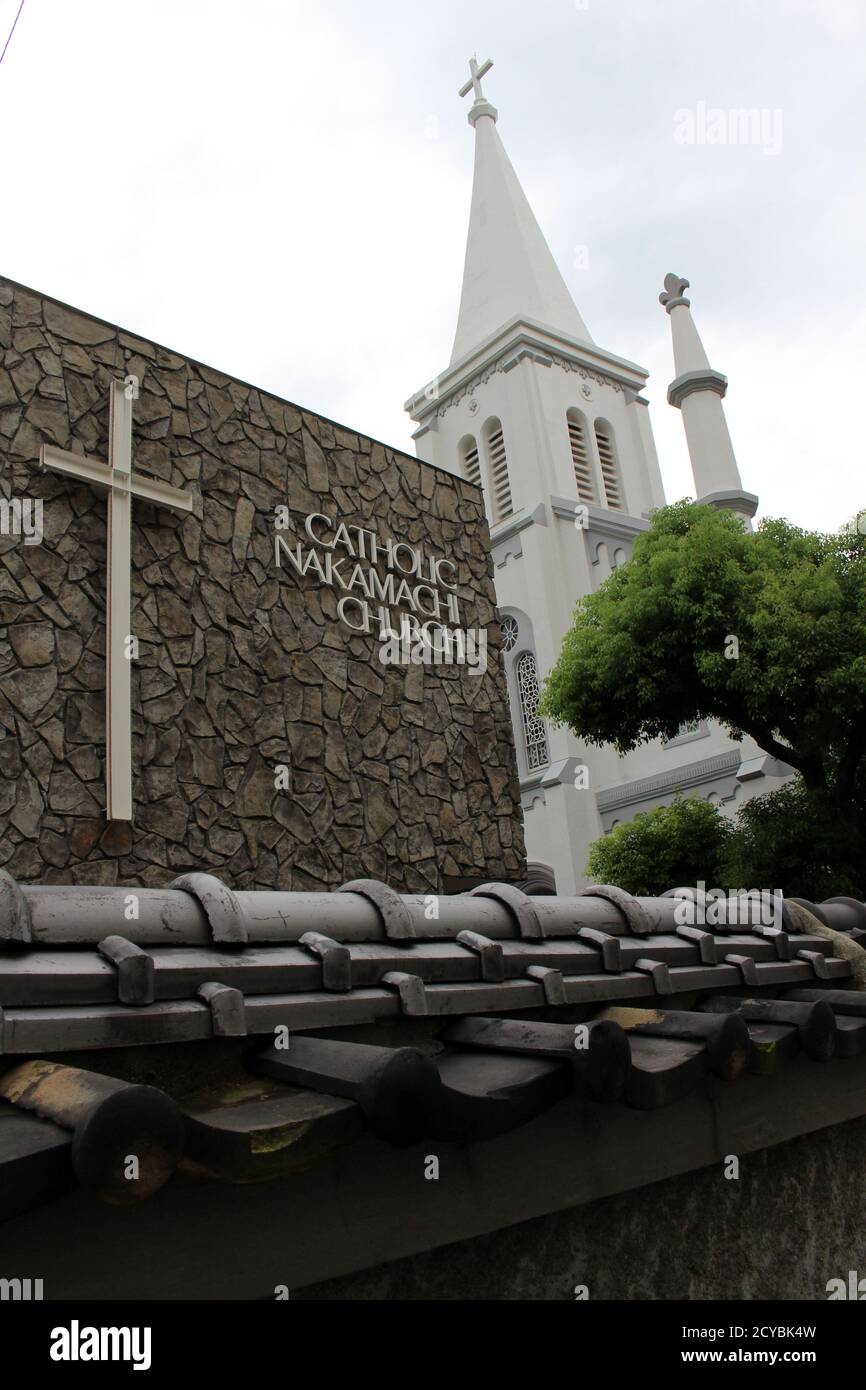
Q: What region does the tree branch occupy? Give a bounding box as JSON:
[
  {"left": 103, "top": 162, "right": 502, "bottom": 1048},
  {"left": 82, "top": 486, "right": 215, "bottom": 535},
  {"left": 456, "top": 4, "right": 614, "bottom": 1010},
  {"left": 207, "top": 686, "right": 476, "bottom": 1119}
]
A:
[{"left": 730, "top": 716, "right": 826, "bottom": 789}]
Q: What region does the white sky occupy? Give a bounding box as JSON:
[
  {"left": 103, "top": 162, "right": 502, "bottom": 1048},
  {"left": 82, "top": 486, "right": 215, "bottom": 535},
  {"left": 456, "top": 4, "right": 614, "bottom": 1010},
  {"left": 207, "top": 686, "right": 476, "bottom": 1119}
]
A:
[{"left": 1, "top": 0, "right": 863, "bottom": 530}]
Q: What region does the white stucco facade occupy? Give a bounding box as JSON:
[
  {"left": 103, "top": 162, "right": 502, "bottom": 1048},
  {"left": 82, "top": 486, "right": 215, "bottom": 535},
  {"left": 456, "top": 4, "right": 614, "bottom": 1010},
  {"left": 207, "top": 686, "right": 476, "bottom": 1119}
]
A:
[{"left": 405, "top": 63, "right": 790, "bottom": 893}]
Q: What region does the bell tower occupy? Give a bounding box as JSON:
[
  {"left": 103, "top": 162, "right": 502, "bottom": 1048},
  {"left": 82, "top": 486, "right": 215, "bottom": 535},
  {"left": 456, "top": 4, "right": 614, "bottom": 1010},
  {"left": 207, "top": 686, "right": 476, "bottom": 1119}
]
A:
[
  {"left": 405, "top": 59, "right": 775, "bottom": 893},
  {"left": 405, "top": 58, "right": 669, "bottom": 891}
]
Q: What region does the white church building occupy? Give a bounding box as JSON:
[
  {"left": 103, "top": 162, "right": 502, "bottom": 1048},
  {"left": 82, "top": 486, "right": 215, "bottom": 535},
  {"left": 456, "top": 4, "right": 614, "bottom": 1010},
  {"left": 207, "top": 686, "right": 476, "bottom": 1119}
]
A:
[{"left": 405, "top": 58, "right": 792, "bottom": 894}]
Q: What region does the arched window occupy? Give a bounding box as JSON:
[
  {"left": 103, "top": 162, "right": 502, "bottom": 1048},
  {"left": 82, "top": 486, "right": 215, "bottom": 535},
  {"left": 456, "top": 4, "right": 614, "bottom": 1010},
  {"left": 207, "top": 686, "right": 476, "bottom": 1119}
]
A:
[
  {"left": 567, "top": 408, "right": 596, "bottom": 503},
  {"left": 594, "top": 420, "right": 623, "bottom": 510},
  {"left": 459, "top": 434, "right": 482, "bottom": 489},
  {"left": 516, "top": 651, "right": 549, "bottom": 771},
  {"left": 483, "top": 417, "right": 513, "bottom": 524}
]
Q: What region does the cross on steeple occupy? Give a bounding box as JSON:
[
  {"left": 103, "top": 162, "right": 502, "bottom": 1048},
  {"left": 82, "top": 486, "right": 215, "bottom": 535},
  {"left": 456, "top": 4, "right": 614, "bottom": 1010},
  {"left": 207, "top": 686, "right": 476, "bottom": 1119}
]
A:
[{"left": 458, "top": 54, "right": 493, "bottom": 104}]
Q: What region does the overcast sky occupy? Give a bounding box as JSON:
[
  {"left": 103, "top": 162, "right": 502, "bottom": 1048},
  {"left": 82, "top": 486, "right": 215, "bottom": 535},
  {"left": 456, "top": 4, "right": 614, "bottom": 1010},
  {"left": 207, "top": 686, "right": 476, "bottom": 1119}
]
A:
[{"left": 1, "top": 0, "right": 863, "bottom": 530}]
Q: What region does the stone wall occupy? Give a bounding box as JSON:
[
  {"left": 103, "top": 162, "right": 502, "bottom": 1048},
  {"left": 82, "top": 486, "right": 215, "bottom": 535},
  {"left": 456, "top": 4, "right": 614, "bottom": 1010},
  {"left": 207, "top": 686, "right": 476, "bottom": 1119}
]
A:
[
  {"left": 298, "top": 1116, "right": 866, "bottom": 1300},
  {"left": 0, "top": 276, "right": 525, "bottom": 890}
]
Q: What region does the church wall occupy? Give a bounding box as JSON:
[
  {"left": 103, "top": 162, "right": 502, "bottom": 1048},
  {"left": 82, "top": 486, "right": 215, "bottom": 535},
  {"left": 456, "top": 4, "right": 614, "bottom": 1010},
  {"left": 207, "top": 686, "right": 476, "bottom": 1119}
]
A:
[
  {"left": 0, "top": 277, "right": 525, "bottom": 891},
  {"left": 616, "top": 723, "right": 749, "bottom": 785},
  {"left": 598, "top": 742, "right": 795, "bottom": 836},
  {"left": 628, "top": 397, "right": 667, "bottom": 511}
]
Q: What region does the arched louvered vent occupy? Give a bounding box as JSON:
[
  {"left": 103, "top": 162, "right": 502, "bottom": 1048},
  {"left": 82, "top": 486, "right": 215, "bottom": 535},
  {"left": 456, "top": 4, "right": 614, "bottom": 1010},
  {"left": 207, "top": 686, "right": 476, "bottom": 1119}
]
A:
[
  {"left": 516, "top": 651, "right": 549, "bottom": 771},
  {"left": 594, "top": 422, "right": 623, "bottom": 511},
  {"left": 485, "top": 420, "right": 513, "bottom": 524},
  {"left": 460, "top": 436, "right": 481, "bottom": 488},
  {"left": 567, "top": 410, "right": 596, "bottom": 503}
]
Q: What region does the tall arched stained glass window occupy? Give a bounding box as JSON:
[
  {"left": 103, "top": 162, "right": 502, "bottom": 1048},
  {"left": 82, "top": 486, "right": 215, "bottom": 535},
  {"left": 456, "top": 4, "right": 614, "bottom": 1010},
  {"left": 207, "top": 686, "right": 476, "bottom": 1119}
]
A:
[{"left": 516, "top": 651, "right": 549, "bottom": 771}]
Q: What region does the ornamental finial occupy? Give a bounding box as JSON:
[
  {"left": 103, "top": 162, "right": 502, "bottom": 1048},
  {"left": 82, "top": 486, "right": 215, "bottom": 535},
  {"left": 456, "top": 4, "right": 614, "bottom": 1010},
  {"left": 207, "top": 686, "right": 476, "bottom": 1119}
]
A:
[{"left": 659, "top": 273, "right": 691, "bottom": 313}]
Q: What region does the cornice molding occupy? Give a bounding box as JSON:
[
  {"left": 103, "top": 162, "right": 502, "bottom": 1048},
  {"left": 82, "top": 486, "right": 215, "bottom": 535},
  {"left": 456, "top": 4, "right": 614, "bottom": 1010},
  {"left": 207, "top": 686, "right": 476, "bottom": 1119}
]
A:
[
  {"left": 596, "top": 748, "right": 742, "bottom": 813},
  {"left": 467, "top": 99, "right": 498, "bottom": 126},
  {"left": 696, "top": 488, "right": 760, "bottom": 519},
  {"left": 667, "top": 368, "right": 728, "bottom": 409},
  {"left": 405, "top": 318, "right": 649, "bottom": 423},
  {"left": 490, "top": 500, "right": 547, "bottom": 553},
  {"left": 540, "top": 757, "right": 581, "bottom": 789},
  {"left": 550, "top": 497, "right": 651, "bottom": 541}
]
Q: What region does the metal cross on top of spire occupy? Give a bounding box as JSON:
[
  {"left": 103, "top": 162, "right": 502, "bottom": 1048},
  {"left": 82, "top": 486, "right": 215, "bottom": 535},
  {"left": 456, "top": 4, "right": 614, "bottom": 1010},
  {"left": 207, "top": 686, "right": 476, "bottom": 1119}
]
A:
[
  {"left": 458, "top": 54, "right": 493, "bottom": 103},
  {"left": 458, "top": 54, "right": 497, "bottom": 126}
]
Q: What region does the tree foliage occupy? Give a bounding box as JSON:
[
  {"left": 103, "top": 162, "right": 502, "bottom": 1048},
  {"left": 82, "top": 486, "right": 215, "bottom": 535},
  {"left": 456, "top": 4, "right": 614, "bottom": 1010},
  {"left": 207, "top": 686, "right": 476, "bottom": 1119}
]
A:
[
  {"left": 720, "top": 780, "right": 865, "bottom": 899},
  {"left": 586, "top": 778, "right": 866, "bottom": 901},
  {"left": 541, "top": 501, "right": 866, "bottom": 878},
  {"left": 585, "top": 794, "right": 731, "bottom": 897}
]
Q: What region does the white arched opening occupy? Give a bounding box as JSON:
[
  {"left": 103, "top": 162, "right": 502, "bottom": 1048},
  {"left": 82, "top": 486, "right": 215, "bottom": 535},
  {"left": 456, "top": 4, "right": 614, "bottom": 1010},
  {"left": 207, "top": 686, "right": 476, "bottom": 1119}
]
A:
[
  {"left": 567, "top": 407, "right": 597, "bottom": 504},
  {"left": 594, "top": 419, "right": 623, "bottom": 511},
  {"left": 483, "top": 416, "right": 514, "bottom": 524}
]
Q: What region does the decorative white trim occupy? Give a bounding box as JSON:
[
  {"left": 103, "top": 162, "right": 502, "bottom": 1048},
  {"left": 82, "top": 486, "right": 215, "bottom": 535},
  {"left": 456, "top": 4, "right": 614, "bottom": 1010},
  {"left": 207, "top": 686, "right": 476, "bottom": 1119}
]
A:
[
  {"left": 540, "top": 757, "right": 581, "bottom": 788},
  {"left": 405, "top": 317, "right": 649, "bottom": 423},
  {"left": 696, "top": 488, "right": 760, "bottom": 518},
  {"left": 521, "top": 786, "right": 547, "bottom": 811},
  {"left": 549, "top": 355, "right": 624, "bottom": 394},
  {"left": 550, "top": 497, "right": 650, "bottom": 541},
  {"left": 668, "top": 368, "right": 728, "bottom": 409},
  {"left": 492, "top": 535, "right": 523, "bottom": 569},
  {"left": 596, "top": 749, "right": 742, "bottom": 813},
  {"left": 490, "top": 500, "right": 546, "bottom": 552}
]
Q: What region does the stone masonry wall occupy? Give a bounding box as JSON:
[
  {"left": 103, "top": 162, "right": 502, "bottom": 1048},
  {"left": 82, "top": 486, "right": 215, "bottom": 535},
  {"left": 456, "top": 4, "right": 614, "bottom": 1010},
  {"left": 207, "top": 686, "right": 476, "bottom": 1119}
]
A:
[
  {"left": 0, "top": 276, "right": 525, "bottom": 890},
  {"left": 299, "top": 1116, "right": 866, "bottom": 1300}
]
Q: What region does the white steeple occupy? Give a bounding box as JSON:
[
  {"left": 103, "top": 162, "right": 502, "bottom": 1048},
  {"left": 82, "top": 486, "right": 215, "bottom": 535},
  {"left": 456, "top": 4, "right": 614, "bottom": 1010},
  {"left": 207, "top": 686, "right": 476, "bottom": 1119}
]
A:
[
  {"left": 403, "top": 59, "right": 781, "bottom": 900},
  {"left": 450, "top": 57, "right": 593, "bottom": 365},
  {"left": 659, "top": 273, "right": 757, "bottom": 519},
  {"left": 405, "top": 58, "right": 671, "bottom": 895}
]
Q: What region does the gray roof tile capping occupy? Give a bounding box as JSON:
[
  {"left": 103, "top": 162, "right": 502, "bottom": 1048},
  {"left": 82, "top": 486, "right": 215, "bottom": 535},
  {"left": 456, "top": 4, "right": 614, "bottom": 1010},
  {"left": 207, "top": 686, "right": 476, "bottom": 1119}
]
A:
[{"left": 2, "top": 870, "right": 866, "bottom": 1224}]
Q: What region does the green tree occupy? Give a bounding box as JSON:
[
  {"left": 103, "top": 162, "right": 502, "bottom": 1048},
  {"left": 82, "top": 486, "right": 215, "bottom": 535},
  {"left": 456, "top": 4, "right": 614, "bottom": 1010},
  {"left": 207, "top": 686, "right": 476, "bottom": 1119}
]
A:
[
  {"left": 586, "top": 794, "right": 731, "bottom": 896},
  {"left": 586, "top": 780, "right": 865, "bottom": 900},
  {"left": 721, "top": 779, "right": 865, "bottom": 899},
  {"left": 541, "top": 501, "right": 866, "bottom": 882}
]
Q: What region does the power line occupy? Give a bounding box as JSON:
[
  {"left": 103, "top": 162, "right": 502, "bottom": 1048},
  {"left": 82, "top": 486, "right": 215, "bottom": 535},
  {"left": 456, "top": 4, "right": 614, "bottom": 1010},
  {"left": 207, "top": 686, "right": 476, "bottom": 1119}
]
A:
[{"left": 0, "top": 0, "right": 26, "bottom": 71}]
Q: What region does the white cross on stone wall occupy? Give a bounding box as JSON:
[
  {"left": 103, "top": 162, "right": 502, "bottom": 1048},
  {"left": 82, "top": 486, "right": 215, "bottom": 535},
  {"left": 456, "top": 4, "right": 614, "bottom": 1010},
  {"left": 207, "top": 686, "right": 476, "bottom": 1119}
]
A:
[{"left": 39, "top": 381, "right": 193, "bottom": 822}]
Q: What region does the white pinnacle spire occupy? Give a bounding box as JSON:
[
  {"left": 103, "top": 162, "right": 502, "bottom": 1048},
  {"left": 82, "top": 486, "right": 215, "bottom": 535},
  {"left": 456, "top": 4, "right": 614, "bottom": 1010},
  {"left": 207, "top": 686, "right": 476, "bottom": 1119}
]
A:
[
  {"left": 659, "top": 273, "right": 756, "bottom": 518},
  {"left": 450, "top": 56, "right": 593, "bottom": 366}
]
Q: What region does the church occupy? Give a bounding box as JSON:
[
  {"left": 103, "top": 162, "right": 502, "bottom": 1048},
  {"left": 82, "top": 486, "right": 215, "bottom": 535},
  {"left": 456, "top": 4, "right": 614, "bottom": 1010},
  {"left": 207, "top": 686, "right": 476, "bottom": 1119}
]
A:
[
  {"left": 406, "top": 57, "right": 793, "bottom": 894},
  {"left": 3, "top": 54, "right": 866, "bottom": 1308}
]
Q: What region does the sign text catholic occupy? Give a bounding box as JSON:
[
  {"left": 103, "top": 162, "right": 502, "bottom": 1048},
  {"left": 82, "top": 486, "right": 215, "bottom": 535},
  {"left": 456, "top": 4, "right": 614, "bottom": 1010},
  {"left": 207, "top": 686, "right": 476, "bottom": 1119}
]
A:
[{"left": 274, "top": 510, "right": 467, "bottom": 640}]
